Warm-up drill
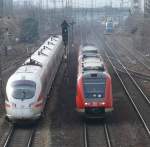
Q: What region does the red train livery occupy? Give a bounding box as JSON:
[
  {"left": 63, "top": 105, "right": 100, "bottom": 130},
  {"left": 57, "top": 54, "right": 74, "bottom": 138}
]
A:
[{"left": 76, "top": 45, "right": 113, "bottom": 118}]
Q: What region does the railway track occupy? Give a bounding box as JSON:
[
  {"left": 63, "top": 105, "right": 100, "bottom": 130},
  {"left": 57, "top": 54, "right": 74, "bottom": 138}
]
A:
[
  {"left": 1, "top": 55, "right": 29, "bottom": 73},
  {"left": 115, "top": 67, "right": 150, "bottom": 81},
  {"left": 97, "top": 33, "right": 150, "bottom": 100},
  {"left": 83, "top": 121, "right": 112, "bottom": 147},
  {"left": 105, "top": 41, "right": 150, "bottom": 103},
  {"left": 1, "top": 46, "right": 37, "bottom": 74},
  {"left": 2, "top": 125, "right": 36, "bottom": 147},
  {"left": 103, "top": 41, "right": 150, "bottom": 136},
  {"left": 106, "top": 36, "right": 150, "bottom": 75},
  {"left": 93, "top": 30, "right": 150, "bottom": 136},
  {"left": 108, "top": 58, "right": 150, "bottom": 81},
  {"left": 80, "top": 23, "right": 150, "bottom": 146},
  {"left": 122, "top": 69, "right": 150, "bottom": 81},
  {"left": 115, "top": 36, "right": 150, "bottom": 66}
]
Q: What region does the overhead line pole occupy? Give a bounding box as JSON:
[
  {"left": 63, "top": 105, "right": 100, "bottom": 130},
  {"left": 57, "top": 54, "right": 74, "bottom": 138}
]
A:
[
  {"left": 0, "top": 0, "right": 4, "bottom": 99},
  {"left": 0, "top": 50, "right": 2, "bottom": 97},
  {"left": 62, "top": 0, "right": 64, "bottom": 19},
  {"left": 0, "top": 0, "right": 4, "bottom": 17}
]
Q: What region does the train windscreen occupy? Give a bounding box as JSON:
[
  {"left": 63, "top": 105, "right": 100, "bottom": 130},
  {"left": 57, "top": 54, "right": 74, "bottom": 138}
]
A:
[
  {"left": 83, "top": 77, "right": 106, "bottom": 99},
  {"left": 82, "top": 50, "right": 98, "bottom": 55},
  {"left": 11, "top": 80, "right": 36, "bottom": 100}
]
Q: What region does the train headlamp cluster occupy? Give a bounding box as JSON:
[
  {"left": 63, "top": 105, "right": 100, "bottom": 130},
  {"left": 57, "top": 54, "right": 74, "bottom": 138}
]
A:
[
  {"left": 92, "top": 93, "right": 102, "bottom": 98},
  {"left": 84, "top": 102, "right": 106, "bottom": 107}
]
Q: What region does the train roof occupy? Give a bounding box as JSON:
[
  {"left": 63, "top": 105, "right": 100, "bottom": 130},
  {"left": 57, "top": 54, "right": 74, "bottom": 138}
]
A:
[
  {"left": 8, "top": 66, "right": 41, "bottom": 83},
  {"left": 83, "top": 58, "right": 100, "bottom": 63},
  {"left": 82, "top": 56, "right": 105, "bottom": 72},
  {"left": 82, "top": 55, "right": 103, "bottom": 62},
  {"left": 9, "top": 35, "right": 63, "bottom": 82},
  {"left": 81, "top": 45, "right": 98, "bottom": 54},
  {"left": 78, "top": 45, "right": 108, "bottom": 77},
  {"left": 82, "top": 62, "right": 104, "bottom": 71},
  {"left": 16, "top": 65, "right": 41, "bottom": 74},
  {"left": 19, "top": 35, "right": 62, "bottom": 73}
]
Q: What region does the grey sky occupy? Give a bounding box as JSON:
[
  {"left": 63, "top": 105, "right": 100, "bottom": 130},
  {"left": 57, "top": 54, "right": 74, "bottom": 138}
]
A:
[{"left": 14, "top": 0, "right": 131, "bottom": 8}]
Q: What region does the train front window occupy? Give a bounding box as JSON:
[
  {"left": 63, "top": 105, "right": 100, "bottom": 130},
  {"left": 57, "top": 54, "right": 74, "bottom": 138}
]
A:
[
  {"left": 11, "top": 80, "right": 36, "bottom": 100},
  {"left": 84, "top": 78, "right": 106, "bottom": 99}
]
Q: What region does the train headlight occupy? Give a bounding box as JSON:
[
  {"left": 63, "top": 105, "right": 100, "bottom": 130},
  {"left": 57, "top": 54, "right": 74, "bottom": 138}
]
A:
[
  {"left": 85, "top": 102, "right": 88, "bottom": 106},
  {"left": 98, "top": 94, "right": 102, "bottom": 98},
  {"left": 101, "top": 102, "right": 105, "bottom": 105},
  {"left": 85, "top": 102, "right": 91, "bottom": 106}
]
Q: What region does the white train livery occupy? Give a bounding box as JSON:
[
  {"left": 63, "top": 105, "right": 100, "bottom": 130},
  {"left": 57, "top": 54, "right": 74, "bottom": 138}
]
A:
[{"left": 5, "top": 35, "right": 64, "bottom": 121}]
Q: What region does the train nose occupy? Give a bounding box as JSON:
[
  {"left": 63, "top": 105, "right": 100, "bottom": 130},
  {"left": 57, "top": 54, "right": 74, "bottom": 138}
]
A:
[
  {"left": 6, "top": 105, "right": 41, "bottom": 120},
  {"left": 7, "top": 108, "right": 30, "bottom": 118},
  {"left": 16, "top": 109, "right": 33, "bottom": 118}
]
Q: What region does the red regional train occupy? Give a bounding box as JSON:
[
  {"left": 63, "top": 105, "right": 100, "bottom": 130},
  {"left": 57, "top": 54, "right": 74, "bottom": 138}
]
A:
[{"left": 76, "top": 45, "right": 113, "bottom": 118}]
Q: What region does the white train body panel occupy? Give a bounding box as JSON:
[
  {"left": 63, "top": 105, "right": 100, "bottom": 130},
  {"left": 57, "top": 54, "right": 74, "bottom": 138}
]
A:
[{"left": 5, "top": 35, "right": 64, "bottom": 120}]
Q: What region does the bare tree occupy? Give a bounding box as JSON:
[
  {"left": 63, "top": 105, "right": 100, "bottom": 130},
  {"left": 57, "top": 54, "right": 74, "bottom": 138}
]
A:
[{"left": 3, "top": 0, "right": 13, "bottom": 17}]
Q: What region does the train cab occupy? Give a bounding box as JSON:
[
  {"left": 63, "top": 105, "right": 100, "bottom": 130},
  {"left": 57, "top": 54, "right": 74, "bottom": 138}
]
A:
[{"left": 76, "top": 45, "right": 113, "bottom": 118}]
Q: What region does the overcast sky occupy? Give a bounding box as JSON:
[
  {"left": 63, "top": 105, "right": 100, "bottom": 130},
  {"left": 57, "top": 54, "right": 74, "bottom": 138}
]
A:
[{"left": 14, "top": 0, "right": 131, "bottom": 8}]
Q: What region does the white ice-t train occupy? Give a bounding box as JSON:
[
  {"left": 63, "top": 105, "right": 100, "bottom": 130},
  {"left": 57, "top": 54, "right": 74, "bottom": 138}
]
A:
[{"left": 5, "top": 35, "right": 64, "bottom": 121}]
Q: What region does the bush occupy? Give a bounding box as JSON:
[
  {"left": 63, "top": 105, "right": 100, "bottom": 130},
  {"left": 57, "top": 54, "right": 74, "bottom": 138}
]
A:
[{"left": 20, "top": 17, "right": 39, "bottom": 43}]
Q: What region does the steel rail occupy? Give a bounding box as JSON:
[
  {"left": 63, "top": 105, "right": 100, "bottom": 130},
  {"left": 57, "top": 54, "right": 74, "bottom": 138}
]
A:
[
  {"left": 95, "top": 31, "right": 150, "bottom": 136},
  {"left": 108, "top": 56, "right": 150, "bottom": 79},
  {"left": 114, "top": 37, "right": 150, "bottom": 69},
  {"left": 116, "top": 68, "right": 150, "bottom": 81},
  {"left": 3, "top": 126, "right": 35, "bottom": 147},
  {"left": 27, "top": 128, "right": 36, "bottom": 147},
  {"left": 104, "top": 123, "right": 112, "bottom": 147},
  {"left": 2, "top": 55, "right": 29, "bottom": 72},
  {"left": 104, "top": 49, "right": 150, "bottom": 136},
  {"left": 3, "top": 126, "right": 15, "bottom": 147},
  {"left": 83, "top": 121, "right": 112, "bottom": 147},
  {"left": 128, "top": 69, "right": 150, "bottom": 79},
  {"left": 105, "top": 40, "right": 150, "bottom": 105},
  {"left": 83, "top": 121, "right": 88, "bottom": 147},
  {"left": 111, "top": 36, "right": 150, "bottom": 71}
]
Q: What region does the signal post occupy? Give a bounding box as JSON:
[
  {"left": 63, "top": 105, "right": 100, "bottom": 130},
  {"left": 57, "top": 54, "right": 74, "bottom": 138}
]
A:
[{"left": 61, "top": 20, "right": 69, "bottom": 60}]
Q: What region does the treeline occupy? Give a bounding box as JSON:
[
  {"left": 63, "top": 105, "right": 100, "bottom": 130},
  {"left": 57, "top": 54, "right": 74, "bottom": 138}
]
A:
[
  {"left": 20, "top": 17, "right": 39, "bottom": 43},
  {"left": 0, "top": 0, "right": 13, "bottom": 17}
]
